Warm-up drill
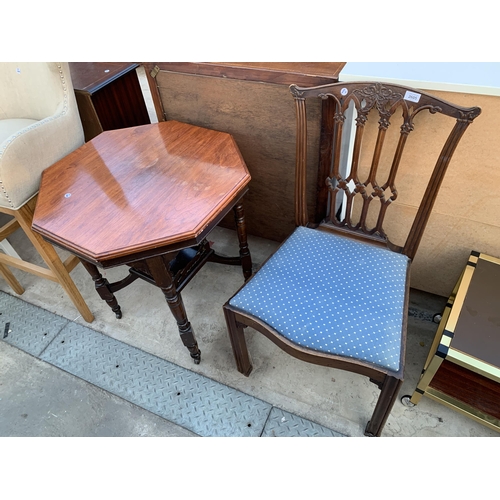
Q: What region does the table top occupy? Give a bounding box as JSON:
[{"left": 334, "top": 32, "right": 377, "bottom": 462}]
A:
[
  {"left": 32, "top": 121, "right": 250, "bottom": 266},
  {"left": 69, "top": 62, "right": 139, "bottom": 94},
  {"left": 451, "top": 254, "right": 500, "bottom": 369}
]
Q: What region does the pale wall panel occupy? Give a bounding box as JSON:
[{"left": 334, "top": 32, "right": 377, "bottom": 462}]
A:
[{"left": 383, "top": 90, "right": 500, "bottom": 296}]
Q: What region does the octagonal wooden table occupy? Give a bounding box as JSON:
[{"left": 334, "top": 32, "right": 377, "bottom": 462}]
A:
[{"left": 32, "top": 121, "right": 252, "bottom": 363}]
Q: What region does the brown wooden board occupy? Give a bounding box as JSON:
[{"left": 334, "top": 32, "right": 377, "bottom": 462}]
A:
[
  {"left": 147, "top": 62, "right": 344, "bottom": 87},
  {"left": 430, "top": 359, "right": 500, "bottom": 420},
  {"left": 69, "top": 63, "right": 150, "bottom": 142},
  {"left": 152, "top": 70, "right": 322, "bottom": 242}
]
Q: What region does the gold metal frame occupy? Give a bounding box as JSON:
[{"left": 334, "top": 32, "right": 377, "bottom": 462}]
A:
[{"left": 409, "top": 251, "right": 500, "bottom": 432}]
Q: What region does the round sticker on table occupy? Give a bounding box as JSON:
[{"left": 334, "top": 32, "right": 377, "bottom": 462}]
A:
[{"left": 341, "top": 88, "right": 348, "bottom": 96}]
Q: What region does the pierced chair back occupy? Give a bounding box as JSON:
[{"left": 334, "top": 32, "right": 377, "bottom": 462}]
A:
[
  {"left": 292, "top": 81, "right": 481, "bottom": 258},
  {"left": 224, "top": 81, "right": 480, "bottom": 437}
]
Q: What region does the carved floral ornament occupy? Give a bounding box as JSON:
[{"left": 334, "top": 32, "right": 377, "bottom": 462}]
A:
[
  {"left": 305, "top": 83, "right": 406, "bottom": 112},
  {"left": 292, "top": 82, "right": 442, "bottom": 114},
  {"left": 458, "top": 107, "right": 482, "bottom": 122}
]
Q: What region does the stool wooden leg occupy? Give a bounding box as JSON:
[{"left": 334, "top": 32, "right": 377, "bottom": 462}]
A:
[
  {"left": 233, "top": 202, "right": 252, "bottom": 280},
  {"left": 0, "top": 262, "right": 24, "bottom": 295},
  {"left": 145, "top": 255, "right": 201, "bottom": 364},
  {"left": 15, "top": 201, "right": 94, "bottom": 323}
]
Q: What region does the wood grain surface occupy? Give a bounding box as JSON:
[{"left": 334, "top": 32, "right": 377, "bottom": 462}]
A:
[
  {"left": 151, "top": 71, "right": 322, "bottom": 241},
  {"left": 33, "top": 121, "right": 250, "bottom": 264}
]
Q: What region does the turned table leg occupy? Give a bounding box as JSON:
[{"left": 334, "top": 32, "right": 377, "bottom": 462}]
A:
[
  {"left": 80, "top": 259, "right": 123, "bottom": 319},
  {"left": 233, "top": 202, "right": 252, "bottom": 280},
  {"left": 145, "top": 254, "right": 201, "bottom": 364}
]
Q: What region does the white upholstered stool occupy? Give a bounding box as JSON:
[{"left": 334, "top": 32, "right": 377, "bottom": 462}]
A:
[{"left": 0, "top": 62, "right": 93, "bottom": 322}]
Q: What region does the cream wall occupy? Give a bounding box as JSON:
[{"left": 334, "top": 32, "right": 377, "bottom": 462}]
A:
[
  {"left": 340, "top": 63, "right": 500, "bottom": 297},
  {"left": 408, "top": 90, "right": 500, "bottom": 297}
]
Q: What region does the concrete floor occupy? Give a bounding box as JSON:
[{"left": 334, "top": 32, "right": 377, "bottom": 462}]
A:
[{"left": 0, "top": 217, "right": 498, "bottom": 438}]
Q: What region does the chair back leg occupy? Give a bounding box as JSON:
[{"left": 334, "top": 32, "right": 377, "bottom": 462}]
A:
[{"left": 365, "top": 375, "right": 402, "bottom": 437}]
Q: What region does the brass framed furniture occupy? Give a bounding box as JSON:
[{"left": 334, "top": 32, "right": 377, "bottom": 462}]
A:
[
  {"left": 223, "top": 81, "right": 481, "bottom": 436},
  {"left": 69, "top": 62, "right": 150, "bottom": 142},
  {"left": 32, "top": 120, "right": 252, "bottom": 364},
  {"left": 0, "top": 62, "right": 93, "bottom": 322},
  {"left": 402, "top": 251, "right": 500, "bottom": 432}
]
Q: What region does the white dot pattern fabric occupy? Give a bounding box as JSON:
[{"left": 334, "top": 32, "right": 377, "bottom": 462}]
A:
[{"left": 229, "top": 226, "right": 409, "bottom": 371}]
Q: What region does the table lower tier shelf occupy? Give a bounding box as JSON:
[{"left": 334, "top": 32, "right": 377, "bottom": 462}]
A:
[{"left": 415, "top": 359, "right": 500, "bottom": 432}]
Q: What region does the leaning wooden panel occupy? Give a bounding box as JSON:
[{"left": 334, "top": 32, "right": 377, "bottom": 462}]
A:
[
  {"left": 150, "top": 70, "right": 323, "bottom": 241},
  {"left": 144, "top": 62, "right": 344, "bottom": 87}
]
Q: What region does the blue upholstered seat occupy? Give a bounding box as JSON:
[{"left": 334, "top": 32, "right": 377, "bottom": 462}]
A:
[{"left": 229, "top": 226, "right": 409, "bottom": 371}]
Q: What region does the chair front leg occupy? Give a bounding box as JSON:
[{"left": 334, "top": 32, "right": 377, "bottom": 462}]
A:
[
  {"left": 364, "top": 375, "right": 402, "bottom": 437},
  {"left": 223, "top": 306, "right": 253, "bottom": 376}
]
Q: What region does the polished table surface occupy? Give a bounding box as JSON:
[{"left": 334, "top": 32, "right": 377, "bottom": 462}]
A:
[
  {"left": 32, "top": 120, "right": 252, "bottom": 363},
  {"left": 33, "top": 120, "right": 251, "bottom": 267}
]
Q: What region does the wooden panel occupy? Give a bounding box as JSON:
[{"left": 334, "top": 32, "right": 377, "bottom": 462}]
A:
[
  {"left": 152, "top": 70, "right": 323, "bottom": 241},
  {"left": 90, "top": 69, "right": 150, "bottom": 131},
  {"left": 147, "top": 62, "right": 345, "bottom": 87},
  {"left": 430, "top": 360, "right": 500, "bottom": 420},
  {"left": 69, "top": 62, "right": 140, "bottom": 93},
  {"left": 69, "top": 62, "right": 150, "bottom": 142}
]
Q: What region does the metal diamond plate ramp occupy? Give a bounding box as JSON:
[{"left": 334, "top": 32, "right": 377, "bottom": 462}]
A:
[
  {"left": 261, "top": 407, "right": 345, "bottom": 437},
  {"left": 0, "top": 291, "right": 69, "bottom": 356},
  {"left": 40, "top": 322, "right": 272, "bottom": 436}
]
